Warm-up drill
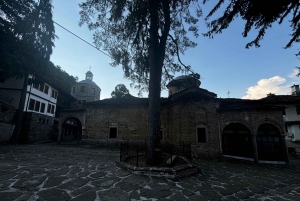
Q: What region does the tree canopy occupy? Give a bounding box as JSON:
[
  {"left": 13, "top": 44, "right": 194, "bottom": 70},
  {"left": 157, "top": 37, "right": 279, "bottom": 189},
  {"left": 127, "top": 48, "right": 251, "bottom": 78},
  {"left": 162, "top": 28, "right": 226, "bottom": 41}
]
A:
[
  {"left": 46, "top": 61, "right": 77, "bottom": 93},
  {"left": 204, "top": 0, "right": 300, "bottom": 54},
  {"left": 79, "top": 0, "right": 201, "bottom": 94},
  {"left": 79, "top": 0, "right": 202, "bottom": 164},
  {"left": 0, "top": 0, "right": 55, "bottom": 81},
  {"left": 111, "top": 84, "right": 132, "bottom": 98}
]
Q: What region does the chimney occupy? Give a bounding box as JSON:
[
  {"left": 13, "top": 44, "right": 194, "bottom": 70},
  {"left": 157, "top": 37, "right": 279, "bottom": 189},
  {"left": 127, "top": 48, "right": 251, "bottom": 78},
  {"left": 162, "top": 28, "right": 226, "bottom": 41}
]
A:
[
  {"left": 267, "top": 93, "right": 275, "bottom": 97},
  {"left": 291, "top": 84, "right": 300, "bottom": 96}
]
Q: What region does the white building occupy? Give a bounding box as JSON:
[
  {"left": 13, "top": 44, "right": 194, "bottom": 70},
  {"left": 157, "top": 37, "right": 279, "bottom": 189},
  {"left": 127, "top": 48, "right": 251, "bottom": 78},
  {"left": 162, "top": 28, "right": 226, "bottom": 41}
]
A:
[
  {"left": 0, "top": 76, "right": 58, "bottom": 116},
  {"left": 0, "top": 75, "right": 59, "bottom": 142},
  {"left": 262, "top": 85, "right": 300, "bottom": 143}
]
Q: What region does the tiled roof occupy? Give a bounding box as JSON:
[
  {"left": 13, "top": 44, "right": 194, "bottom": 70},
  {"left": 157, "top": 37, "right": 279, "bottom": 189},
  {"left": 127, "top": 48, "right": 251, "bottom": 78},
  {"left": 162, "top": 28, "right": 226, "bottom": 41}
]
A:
[
  {"left": 259, "top": 95, "right": 300, "bottom": 103},
  {"left": 218, "top": 98, "right": 285, "bottom": 111},
  {"left": 86, "top": 96, "right": 169, "bottom": 106}
]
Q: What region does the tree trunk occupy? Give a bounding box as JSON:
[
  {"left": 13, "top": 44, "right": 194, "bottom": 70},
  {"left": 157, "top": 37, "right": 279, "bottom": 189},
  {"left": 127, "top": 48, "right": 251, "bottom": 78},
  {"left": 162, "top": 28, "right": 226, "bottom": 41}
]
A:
[
  {"left": 146, "top": 0, "right": 171, "bottom": 165},
  {"left": 9, "top": 74, "right": 29, "bottom": 144},
  {"left": 147, "top": 0, "right": 161, "bottom": 165}
]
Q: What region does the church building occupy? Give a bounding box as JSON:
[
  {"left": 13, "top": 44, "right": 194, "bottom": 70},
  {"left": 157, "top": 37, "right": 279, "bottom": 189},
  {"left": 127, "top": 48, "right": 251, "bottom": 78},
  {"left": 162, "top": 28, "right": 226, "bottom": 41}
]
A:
[{"left": 58, "top": 73, "right": 289, "bottom": 164}]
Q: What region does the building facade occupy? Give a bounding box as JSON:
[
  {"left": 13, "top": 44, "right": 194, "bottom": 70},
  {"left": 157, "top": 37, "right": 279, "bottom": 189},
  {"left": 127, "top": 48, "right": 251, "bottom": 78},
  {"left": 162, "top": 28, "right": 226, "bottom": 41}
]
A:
[
  {"left": 58, "top": 75, "right": 289, "bottom": 164},
  {"left": 0, "top": 76, "right": 60, "bottom": 142}
]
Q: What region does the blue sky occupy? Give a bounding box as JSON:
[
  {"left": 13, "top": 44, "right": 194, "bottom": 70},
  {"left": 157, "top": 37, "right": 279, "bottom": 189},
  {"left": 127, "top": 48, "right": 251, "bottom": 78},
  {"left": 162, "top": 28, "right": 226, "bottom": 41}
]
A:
[{"left": 50, "top": 0, "right": 299, "bottom": 100}]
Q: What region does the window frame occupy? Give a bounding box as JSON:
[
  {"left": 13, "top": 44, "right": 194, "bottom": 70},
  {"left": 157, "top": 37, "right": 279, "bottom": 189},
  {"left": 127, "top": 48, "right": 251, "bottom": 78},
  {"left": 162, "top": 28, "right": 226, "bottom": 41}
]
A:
[
  {"left": 28, "top": 99, "right": 35, "bottom": 111},
  {"left": 44, "top": 84, "right": 49, "bottom": 94}
]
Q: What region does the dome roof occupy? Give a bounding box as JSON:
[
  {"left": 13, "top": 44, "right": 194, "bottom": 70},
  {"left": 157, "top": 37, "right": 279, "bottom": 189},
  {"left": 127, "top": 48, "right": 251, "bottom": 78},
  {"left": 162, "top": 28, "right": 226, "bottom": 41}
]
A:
[
  {"left": 78, "top": 79, "right": 98, "bottom": 87},
  {"left": 174, "top": 75, "right": 193, "bottom": 80},
  {"left": 167, "top": 74, "right": 200, "bottom": 88},
  {"left": 86, "top": 70, "right": 93, "bottom": 75}
]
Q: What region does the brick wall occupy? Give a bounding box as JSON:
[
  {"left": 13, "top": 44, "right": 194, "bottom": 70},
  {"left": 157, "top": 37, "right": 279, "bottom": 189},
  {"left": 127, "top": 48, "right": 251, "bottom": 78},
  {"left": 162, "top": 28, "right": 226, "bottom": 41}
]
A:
[{"left": 83, "top": 105, "right": 148, "bottom": 140}]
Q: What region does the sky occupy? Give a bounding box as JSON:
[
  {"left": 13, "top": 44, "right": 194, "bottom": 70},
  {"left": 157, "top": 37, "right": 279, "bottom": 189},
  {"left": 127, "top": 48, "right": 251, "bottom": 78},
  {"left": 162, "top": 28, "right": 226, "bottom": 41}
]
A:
[{"left": 50, "top": 0, "right": 299, "bottom": 100}]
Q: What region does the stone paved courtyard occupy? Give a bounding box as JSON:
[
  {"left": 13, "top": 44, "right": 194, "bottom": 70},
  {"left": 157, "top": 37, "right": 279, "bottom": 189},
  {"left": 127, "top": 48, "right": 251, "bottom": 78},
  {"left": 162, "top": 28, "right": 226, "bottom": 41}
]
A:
[{"left": 1, "top": 143, "right": 300, "bottom": 201}]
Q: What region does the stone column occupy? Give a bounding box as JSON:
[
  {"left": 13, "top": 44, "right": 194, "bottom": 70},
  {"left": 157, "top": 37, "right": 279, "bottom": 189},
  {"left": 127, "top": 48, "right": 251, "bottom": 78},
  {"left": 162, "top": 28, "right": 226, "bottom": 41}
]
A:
[
  {"left": 251, "top": 134, "right": 259, "bottom": 163},
  {"left": 57, "top": 129, "right": 62, "bottom": 144},
  {"left": 280, "top": 135, "right": 289, "bottom": 164}
]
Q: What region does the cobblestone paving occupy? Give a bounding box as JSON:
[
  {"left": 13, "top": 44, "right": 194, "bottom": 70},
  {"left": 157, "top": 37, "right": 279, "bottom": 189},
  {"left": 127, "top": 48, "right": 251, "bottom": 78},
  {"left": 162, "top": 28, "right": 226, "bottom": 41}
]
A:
[{"left": 1, "top": 143, "right": 300, "bottom": 201}]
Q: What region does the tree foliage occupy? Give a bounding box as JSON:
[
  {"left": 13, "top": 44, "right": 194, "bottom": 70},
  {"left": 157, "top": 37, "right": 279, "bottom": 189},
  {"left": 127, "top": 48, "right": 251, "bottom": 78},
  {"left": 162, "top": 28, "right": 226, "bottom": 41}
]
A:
[
  {"left": 46, "top": 61, "right": 77, "bottom": 93},
  {"left": 203, "top": 0, "right": 300, "bottom": 54},
  {"left": 111, "top": 84, "right": 131, "bottom": 98},
  {"left": 0, "top": 0, "right": 55, "bottom": 82},
  {"left": 79, "top": 0, "right": 201, "bottom": 94}
]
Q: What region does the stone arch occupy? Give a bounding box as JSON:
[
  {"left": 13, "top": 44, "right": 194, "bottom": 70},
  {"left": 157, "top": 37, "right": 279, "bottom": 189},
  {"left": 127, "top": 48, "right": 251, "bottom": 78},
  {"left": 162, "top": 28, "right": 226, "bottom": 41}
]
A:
[
  {"left": 221, "top": 119, "right": 253, "bottom": 134},
  {"left": 222, "top": 123, "right": 253, "bottom": 158},
  {"left": 255, "top": 119, "right": 284, "bottom": 135},
  {"left": 58, "top": 114, "right": 85, "bottom": 143},
  {"left": 256, "top": 123, "right": 285, "bottom": 161}
]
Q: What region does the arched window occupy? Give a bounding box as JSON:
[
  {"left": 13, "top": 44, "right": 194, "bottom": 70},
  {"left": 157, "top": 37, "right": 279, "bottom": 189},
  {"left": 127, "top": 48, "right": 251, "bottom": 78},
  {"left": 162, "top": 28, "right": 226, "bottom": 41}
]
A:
[
  {"left": 222, "top": 123, "right": 252, "bottom": 158},
  {"left": 256, "top": 123, "right": 283, "bottom": 161},
  {"left": 257, "top": 123, "right": 280, "bottom": 135}
]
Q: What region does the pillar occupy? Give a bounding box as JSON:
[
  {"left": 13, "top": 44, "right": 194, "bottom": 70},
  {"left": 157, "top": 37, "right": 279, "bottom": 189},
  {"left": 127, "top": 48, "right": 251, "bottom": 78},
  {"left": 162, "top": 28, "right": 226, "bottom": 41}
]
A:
[
  {"left": 280, "top": 135, "right": 289, "bottom": 164},
  {"left": 251, "top": 134, "right": 259, "bottom": 163}
]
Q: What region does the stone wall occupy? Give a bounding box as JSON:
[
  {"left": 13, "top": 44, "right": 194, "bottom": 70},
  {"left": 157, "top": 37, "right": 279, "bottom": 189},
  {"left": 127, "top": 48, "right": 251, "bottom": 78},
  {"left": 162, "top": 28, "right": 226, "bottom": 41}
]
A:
[
  {"left": 83, "top": 105, "right": 148, "bottom": 140},
  {"left": 20, "top": 112, "right": 55, "bottom": 142},
  {"left": 0, "top": 101, "right": 16, "bottom": 142}
]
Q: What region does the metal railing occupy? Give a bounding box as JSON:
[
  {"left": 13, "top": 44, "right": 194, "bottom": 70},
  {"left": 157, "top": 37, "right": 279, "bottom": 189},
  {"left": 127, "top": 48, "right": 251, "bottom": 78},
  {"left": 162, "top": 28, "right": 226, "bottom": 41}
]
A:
[{"left": 120, "top": 140, "right": 191, "bottom": 167}]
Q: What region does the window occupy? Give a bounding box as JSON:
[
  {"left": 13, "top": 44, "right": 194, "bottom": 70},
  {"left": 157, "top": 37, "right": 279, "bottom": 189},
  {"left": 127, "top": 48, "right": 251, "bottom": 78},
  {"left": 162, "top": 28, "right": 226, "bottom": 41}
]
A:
[
  {"left": 109, "top": 123, "right": 118, "bottom": 138},
  {"left": 296, "top": 105, "right": 300, "bottom": 115},
  {"left": 80, "top": 86, "right": 85, "bottom": 92},
  {"left": 197, "top": 127, "right": 207, "bottom": 142},
  {"left": 44, "top": 85, "right": 49, "bottom": 94},
  {"left": 47, "top": 104, "right": 51, "bottom": 113},
  {"left": 282, "top": 109, "right": 286, "bottom": 115},
  {"left": 285, "top": 125, "right": 288, "bottom": 132},
  {"left": 38, "top": 84, "right": 43, "bottom": 92},
  {"left": 28, "top": 99, "right": 35, "bottom": 110},
  {"left": 72, "top": 87, "right": 75, "bottom": 94},
  {"left": 51, "top": 90, "right": 58, "bottom": 99},
  {"left": 40, "top": 103, "right": 45, "bottom": 113},
  {"left": 91, "top": 88, "right": 95, "bottom": 94},
  {"left": 34, "top": 101, "right": 40, "bottom": 112},
  {"left": 51, "top": 105, "right": 55, "bottom": 114}
]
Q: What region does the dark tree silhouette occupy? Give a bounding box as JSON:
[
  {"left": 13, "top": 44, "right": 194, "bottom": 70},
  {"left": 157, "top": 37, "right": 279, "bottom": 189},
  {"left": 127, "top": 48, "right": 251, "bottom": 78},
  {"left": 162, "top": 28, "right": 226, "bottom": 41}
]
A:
[
  {"left": 111, "top": 84, "right": 131, "bottom": 98},
  {"left": 79, "top": 0, "right": 201, "bottom": 164},
  {"left": 204, "top": 0, "right": 300, "bottom": 54},
  {"left": 0, "top": 0, "right": 56, "bottom": 81},
  {"left": 1, "top": 0, "right": 55, "bottom": 143}
]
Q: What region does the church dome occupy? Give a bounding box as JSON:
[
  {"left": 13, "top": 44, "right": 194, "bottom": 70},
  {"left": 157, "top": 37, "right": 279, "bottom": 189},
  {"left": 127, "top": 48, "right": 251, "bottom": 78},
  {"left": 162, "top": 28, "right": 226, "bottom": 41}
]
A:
[
  {"left": 78, "top": 79, "right": 98, "bottom": 86},
  {"left": 167, "top": 74, "right": 201, "bottom": 96}
]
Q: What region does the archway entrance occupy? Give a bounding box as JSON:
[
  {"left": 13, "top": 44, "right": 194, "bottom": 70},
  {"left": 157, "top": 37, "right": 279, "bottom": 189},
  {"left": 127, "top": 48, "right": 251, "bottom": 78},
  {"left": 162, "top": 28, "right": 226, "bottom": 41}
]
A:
[
  {"left": 256, "top": 123, "right": 284, "bottom": 161},
  {"left": 61, "top": 117, "right": 82, "bottom": 142},
  {"left": 222, "top": 123, "right": 253, "bottom": 158}
]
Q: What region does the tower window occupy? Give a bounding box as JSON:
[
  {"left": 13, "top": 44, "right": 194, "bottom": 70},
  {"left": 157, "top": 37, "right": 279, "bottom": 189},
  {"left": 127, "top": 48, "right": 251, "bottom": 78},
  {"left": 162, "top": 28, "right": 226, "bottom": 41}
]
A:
[
  {"left": 91, "top": 88, "right": 95, "bottom": 94},
  {"left": 72, "top": 87, "right": 75, "bottom": 93},
  {"left": 80, "top": 86, "right": 85, "bottom": 92}
]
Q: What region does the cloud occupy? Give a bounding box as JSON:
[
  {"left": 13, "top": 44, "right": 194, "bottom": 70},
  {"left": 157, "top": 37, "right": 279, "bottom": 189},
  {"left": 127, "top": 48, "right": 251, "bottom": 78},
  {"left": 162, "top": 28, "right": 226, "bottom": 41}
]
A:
[
  {"left": 242, "top": 76, "right": 291, "bottom": 99},
  {"left": 288, "top": 69, "right": 300, "bottom": 78}
]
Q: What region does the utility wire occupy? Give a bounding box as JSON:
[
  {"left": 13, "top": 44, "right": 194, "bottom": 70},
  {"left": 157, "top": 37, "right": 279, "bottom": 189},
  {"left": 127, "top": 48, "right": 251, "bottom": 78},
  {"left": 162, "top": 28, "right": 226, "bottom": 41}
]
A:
[{"left": 53, "top": 21, "right": 113, "bottom": 59}]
